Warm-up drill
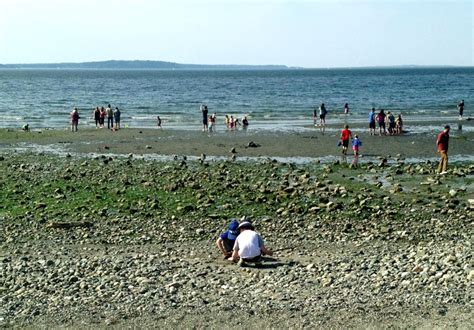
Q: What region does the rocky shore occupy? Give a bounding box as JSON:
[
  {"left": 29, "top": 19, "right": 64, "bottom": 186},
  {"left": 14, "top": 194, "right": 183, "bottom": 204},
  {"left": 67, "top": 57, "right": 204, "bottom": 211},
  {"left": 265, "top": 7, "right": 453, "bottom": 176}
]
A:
[{"left": 0, "top": 128, "right": 473, "bottom": 328}]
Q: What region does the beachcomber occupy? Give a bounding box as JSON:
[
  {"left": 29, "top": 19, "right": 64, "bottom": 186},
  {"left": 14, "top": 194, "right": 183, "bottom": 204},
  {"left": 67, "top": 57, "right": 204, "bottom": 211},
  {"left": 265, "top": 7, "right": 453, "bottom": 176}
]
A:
[
  {"left": 228, "top": 221, "right": 272, "bottom": 266},
  {"left": 216, "top": 219, "right": 239, "bottom": 258}
]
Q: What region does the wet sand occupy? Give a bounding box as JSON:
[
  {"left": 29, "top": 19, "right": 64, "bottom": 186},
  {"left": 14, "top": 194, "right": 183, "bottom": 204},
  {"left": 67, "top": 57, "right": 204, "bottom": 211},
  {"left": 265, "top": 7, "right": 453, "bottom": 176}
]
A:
[{"left": 1, "top": 123, "right": 473, "bottom": 161}]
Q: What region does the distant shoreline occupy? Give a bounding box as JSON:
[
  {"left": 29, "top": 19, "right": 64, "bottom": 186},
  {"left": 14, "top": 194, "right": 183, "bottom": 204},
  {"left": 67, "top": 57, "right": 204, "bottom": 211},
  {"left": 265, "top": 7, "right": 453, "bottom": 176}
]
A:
[{"left": 0, "top": 60, "right": 472, "bottom": 70}]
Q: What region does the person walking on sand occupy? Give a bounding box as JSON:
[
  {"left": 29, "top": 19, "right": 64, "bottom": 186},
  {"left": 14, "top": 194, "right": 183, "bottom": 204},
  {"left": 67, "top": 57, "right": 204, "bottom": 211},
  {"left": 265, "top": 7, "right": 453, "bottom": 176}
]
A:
[
  {"left": 93, "top": 107, "right": 100, "bottom": 128},
  {"left": 228, "top": 220, "right": 273, "bottom": 267},
  {"left": 436, "top": 125, "right": 450, "bottom": 175},
  {"left": 106, "top": 104, "right": 114, "bottom": 129},
  {"left": 368, "top": 108, "right": 376, "bottom": 135},
  {"left": 340, "top": 124, "right": 352, "bottom": 156},
  {"left": 351, "top": 135, "right": 362, "bottom": 167},
  {"left": 216, "top": 219, "right": 239, "bottom": 258},
  {"left": 319, "top": 103, "right": 327, "bottom": 134},
  {"left": 458, "top": 100, "right": 464, "bottom": 120},
  {"left": 157, "top": 116, "right": 162, "bottom": 129},
  {"left": 114, "top": 107, "right": 121, "bottom": 130},
  {"left": 70, "top": 107, "right": 79, "bottom": 132},
  {"left": 200, "top": 104, "right": 209, "bottom": 131}
]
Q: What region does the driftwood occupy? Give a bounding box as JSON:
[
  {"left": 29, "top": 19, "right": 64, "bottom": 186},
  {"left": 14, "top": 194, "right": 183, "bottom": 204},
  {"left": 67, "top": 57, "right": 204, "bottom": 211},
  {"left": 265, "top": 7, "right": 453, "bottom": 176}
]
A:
[{"left": 47, "top": 221, "right": 93, "bottom": 229}]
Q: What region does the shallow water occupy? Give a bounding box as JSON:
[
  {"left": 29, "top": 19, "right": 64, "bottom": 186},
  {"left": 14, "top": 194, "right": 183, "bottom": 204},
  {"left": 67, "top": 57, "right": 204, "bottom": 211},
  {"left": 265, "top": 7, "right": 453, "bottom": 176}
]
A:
[{"left": 0, "top": 68, "right": 472, "bottom": 132}]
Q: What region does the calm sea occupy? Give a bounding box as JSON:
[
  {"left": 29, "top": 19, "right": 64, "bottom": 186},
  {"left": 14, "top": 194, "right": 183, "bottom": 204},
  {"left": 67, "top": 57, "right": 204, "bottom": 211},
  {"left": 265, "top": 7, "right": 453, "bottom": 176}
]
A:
[{"left": 0, "top": 68, "right": 472, "bottom": 131}]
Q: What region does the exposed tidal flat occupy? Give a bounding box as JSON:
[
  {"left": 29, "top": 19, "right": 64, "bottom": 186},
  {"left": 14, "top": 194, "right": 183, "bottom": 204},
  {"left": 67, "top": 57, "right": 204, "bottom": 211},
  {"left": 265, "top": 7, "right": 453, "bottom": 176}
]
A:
[{"left": 0, "top": 127, "right": 473, "bottom": 328}]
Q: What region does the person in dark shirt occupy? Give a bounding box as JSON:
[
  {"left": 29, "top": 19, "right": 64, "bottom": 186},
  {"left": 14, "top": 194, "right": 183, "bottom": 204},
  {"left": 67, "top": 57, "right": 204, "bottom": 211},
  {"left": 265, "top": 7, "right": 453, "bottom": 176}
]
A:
[
  {"left": 216, "top": 219, "right": 239, "bottom": 258},
  {"left": 458, "top": 100, "right": 464, "bottom": 119},
  {"left": 436, "top": 125, "right": 450, "bottom": 174},
  {"left": 201, "top": 104, "right": 209, "bottom": 131}
]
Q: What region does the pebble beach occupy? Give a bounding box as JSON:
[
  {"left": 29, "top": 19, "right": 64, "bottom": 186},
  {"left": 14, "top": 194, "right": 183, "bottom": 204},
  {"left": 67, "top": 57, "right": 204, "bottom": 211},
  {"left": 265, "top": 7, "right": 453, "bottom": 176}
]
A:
[{"left": 0, "top": 124, "right": 473, "bottom": 328}]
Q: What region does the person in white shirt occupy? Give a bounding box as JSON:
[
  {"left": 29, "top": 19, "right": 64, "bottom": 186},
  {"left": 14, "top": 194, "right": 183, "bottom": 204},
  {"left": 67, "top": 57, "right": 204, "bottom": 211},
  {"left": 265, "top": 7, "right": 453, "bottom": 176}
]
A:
[{"left": 228, "top": 220, "right": 272, "bottom": 266}]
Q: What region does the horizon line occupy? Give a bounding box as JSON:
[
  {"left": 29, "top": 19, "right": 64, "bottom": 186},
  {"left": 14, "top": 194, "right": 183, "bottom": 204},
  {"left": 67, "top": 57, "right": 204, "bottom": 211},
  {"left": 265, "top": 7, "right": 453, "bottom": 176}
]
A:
[{"left": 0, "top": 59, "right": 472, "bottom": 70}]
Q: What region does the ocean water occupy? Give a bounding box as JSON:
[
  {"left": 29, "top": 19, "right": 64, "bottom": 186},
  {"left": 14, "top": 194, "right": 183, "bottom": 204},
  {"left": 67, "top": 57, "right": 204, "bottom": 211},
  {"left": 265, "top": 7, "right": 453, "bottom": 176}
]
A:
[{"left": 0, "top": 68, "right": 472, "bottom": 131}]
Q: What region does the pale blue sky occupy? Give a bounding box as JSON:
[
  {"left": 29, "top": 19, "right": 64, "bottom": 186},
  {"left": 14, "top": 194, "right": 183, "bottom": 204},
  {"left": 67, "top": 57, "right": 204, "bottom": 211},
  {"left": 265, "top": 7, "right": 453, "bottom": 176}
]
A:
[{"left": 0, "top": 0, "right": 472, "bottom": 67}]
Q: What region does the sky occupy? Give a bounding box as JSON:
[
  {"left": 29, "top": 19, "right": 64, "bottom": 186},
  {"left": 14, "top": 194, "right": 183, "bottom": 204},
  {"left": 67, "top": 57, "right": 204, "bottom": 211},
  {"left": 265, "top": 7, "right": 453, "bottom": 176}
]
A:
[{"left": 0, "top": 0, "right": 472, "bottom": 67}]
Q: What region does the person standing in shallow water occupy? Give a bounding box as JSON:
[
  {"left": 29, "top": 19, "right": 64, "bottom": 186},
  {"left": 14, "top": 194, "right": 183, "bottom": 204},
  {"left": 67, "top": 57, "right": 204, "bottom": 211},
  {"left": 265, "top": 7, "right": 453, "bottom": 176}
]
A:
[
  {"left": 70, "top": 107, "right": 79, "bottom": 132},
  {"left": 458, "top": 100, "right": 464, "bottom": 119},
  {"left": 99, "top": 107, "right": 106, "bottom": 128},
  {"left": 368, "top": 108, "right": 376, "bottom": 135},
  {"left": 106, "top": 104, "right": 114, "bottom": 129},
  {"left": 114, "top": 107, "right": 121, "bottom": 130},
  {"left": 377, "top": 109, "right": 386, "bottom": 135},
  {"left": 93, "top": 107, "right": 100, "bottom": 128},
  {"left": 200, "top": 104, "right": 208, "bottom": 131},
  {"left": 319, "top": 103, "right": 327, "bottom": 134},
  {"left": 436, "top": 125, "right": 450, "bottom": 175}
]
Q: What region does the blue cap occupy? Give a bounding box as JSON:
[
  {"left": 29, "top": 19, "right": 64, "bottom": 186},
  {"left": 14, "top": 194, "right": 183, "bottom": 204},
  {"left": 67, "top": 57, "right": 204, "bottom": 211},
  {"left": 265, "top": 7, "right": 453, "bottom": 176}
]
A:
[{"left": 227, "top": 219, "right": 239, "bottom": 240}]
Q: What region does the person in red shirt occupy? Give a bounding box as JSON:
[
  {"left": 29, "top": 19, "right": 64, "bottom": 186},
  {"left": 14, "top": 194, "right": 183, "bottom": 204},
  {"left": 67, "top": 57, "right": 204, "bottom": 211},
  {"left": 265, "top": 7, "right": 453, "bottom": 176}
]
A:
[
  {"left": 436, "top": 125, "right": 450, "bottom": 174},
  {"left": 340, "top": 124, "right": 352, "bottom": 156}
]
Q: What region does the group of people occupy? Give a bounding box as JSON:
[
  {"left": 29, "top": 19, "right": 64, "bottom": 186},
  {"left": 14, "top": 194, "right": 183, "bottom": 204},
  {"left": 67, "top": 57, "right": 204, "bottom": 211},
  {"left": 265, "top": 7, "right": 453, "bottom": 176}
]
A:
[
  {"left": 216, "top": 217, "right": 272, "bottom": 267},
  {"left": 92, "top": 104, "right": 121, "bottom": 130},
  {"left": 68, "top": 104, "right": 122, "bottom": 132},
  {"left": 368, "top": 108, "right": 403, "bottom": 136},
  {"left": 201, "top": 104, "right": 249, "bottom": 132}
]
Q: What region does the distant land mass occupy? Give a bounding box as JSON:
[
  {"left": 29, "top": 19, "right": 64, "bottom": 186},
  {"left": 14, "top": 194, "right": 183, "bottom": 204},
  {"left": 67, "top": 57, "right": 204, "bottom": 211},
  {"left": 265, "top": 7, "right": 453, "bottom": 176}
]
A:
[{"left": 0, "top": 60, "right": 290, "bottom": 70}]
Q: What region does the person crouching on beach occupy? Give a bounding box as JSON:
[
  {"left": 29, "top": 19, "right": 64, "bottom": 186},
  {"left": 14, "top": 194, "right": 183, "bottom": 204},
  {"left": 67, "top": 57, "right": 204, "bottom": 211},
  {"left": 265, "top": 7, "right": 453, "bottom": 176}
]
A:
[
  {"left": 436, "top": 125, "right": 450, "bottom": 175},
  {"left": 352, "top": 135, "right": 362, "bottom": 167},
  {"left": 228, "top": 220, "right": 273, "bottom": 267},
  {"left": 216, "top": 219, "right": 239, "bottom": 258},
  {"left": 70, "top": 107, "right": 79, "bottom": 132}
]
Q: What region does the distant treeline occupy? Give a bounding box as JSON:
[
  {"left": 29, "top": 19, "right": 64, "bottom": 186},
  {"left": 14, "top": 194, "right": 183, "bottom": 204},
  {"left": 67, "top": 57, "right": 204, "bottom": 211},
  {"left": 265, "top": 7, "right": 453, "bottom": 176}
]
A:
[{"left": 0, "top": 60, "right": 289, "bottom": 70}]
